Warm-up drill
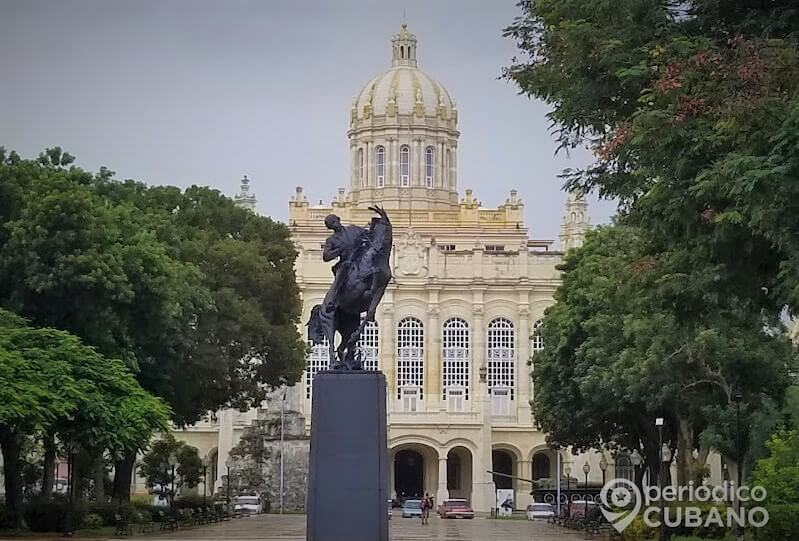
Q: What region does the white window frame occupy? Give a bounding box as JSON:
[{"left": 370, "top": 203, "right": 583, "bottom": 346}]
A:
[
  {"left": 305, "top": 339, "right": 330, "bottom": 400},
  {"left": 491, "top": 387, "right": 511, "bottom": 416},
  {"left": 487, "top": 317, "right": 515, "bottom": 400},
  {"left": 425, "top": 146, "right": 434, "bottom": 187},
  {"left": 375, "top": 145, "right": 385, "bottom": 187},
  {"left": 359, "top": 319, "right": 379, "bottom": 371},
  {"left": 442, "top": 317, "right": 470, "bottom": 401},
  {"left": 532, "top": 319, "right": 544, "bottom": 355},
  {"left": 401, "top": 386, "right": 421, "bottom": 412},
  {"left": 400, "top": 145, "right": 410, "bottom": 186},
  {"left": 397, "top": 317, "right": 424, "bottom": 399},
  {"left": 446, "top": 386, "right": 466, "bottom": 412}
]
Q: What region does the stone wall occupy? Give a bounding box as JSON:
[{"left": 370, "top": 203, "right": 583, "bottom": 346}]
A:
[{"left": 227, "top": 390, "right": 309, "bottom": 512}]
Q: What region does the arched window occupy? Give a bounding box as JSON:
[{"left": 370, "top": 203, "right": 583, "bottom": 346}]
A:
[
  {"left": 400, "top": 145, "right": 410, "bottom": 187},
  {"left": 425, "top": 146, "right": 434, "bottom": 187},
  {"left": 616, "top": 453, "right": 634, "bottom": 483},
  {"left": 375, "top": 145, "right": 385, "bottom": 187},
  {"left": 358, "top": 148, "right": 365, "bottom": 186},
  {"left": 487, "top": 318, "right": 515, "bottom": 400},
  {"left": 305, "top": 339, "right": 330, "bottom": 400},
  {"left": 532, "top": 319, "right": 544, "bottom": 354},
  {"left": 442, "top": 318, "right": 469, "bottom": 402},
  {"left": 397, "top": 317, "right": 424, "bottom": 399},
  {"left": 359, "top": 319, "right": 379, "bottom": 371}
]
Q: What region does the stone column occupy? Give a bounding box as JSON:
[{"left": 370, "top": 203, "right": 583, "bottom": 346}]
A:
[
  {"left": 451, "top": 144, "right": 458, "bottom": 189},
  {"left": 471, "top": 296, "right": 486, "bottom": 409},
  {"left": 416, "top": 138, "right": 423, "bottom": 186},
  {"left": 517, "top": 305, "right": 531, "bottom": 422},
  {"left": 215, "top": 408, "right": 235, "bottom": 492},
  {"left": 518, "top": 459, "right": 534, "bottom": 510},
  {"left": 437, "top": 142, "right": 444, "bottom": 188},
  {"left": 426, "top": 290, "right": 441, "bottom": 410},
  {"left": 472, "top": 371, "right": 495, "bottom": 514},
  {"left": 388, "top": 138, "right": 396, "bottom": 187},
  {"left": 437, "top": 454, "right": 449, "bottom": 505},
  {"left": 381, "top": 303, "right": 396, "bottom": 405},
  {"left": 350, "top": 145, "right": 358, "bottom": 189}
]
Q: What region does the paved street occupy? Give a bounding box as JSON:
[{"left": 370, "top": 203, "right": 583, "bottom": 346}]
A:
[{"left": 129, "top": 513, "right": 592, "bottom": 541}]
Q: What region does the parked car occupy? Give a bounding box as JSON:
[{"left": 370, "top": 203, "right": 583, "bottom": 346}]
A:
[
  {"left": 401, "top": 499, "right": 422, "bottom": 518},
  {"left": 234, "top": 495, "right": 263, "bottom": 514},
  {"left": 526, "top": 502, "right": 555, "bottom": 521},
  {"left": 437, "top": 499, "right": 475, "bottom": 519},
  {"left": 568, "top": 501, "right": 602, "bottom": 521}
]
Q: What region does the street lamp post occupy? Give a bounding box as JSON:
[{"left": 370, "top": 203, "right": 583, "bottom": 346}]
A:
[
  {"left": 655, "top": 417, "right": 667, "bottom": 541},
  {"left": 582, "top": 462, "right": 591, "bottom": 524},
  {"left": 202, "top": 463, "right": 208, "bottom": 508},
  {"left": 564, "top": 464, "right": 572, "bottom": 518},
  {"left": 167, "top": 452, "right": 178, "bottom": 511},
  {"left": 225, "top": 458, "right": 233, "bottom": 514},
  {"left": 734, "top": 393, "right": 744, "bottom": 541},
  {"left": 599, "top": 456, "right": 608, "bottom": 487},
  {"left": 630, "top": 449, "right": 643, "bottom": 487},
  {"left": 280, "top": 389, "right": 286, "bottom": 514}
]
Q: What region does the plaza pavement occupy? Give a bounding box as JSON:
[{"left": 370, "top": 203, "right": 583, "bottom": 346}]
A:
[{"left": 118, "top": 513, "right": 594, "bottom": 541}]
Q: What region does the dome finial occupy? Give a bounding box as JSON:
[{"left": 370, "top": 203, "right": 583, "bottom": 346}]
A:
[{"left": 392, "top": 22, "right": 417, "bottom": 68}]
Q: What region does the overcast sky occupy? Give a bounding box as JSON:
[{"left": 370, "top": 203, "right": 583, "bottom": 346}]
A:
[{"left": 1, "top": 0, "right": 615, "bottom": 240}]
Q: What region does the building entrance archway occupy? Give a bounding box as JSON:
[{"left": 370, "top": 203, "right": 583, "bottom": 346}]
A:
[
  {"left": 394, "top": 449, "right": 424, "bottom": 499},
  {"left": 446, "top": 446, "right": 473, "bottom": 501}
]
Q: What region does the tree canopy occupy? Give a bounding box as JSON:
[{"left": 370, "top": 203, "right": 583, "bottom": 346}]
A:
[
  {"left": 0, "top": 148, "right": 306, "bottom": 503},
  {"left": 0, "top": 308, "right": 170, "bottom": 526}
]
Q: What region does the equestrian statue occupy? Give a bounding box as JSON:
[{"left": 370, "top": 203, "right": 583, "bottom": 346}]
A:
[{"left": 307, "top": 206, "right": 393, "bottom": 370}]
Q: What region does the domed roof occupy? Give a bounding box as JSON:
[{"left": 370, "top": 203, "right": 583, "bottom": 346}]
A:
[{"left": 352, "top": 24, "right": 456, "bottom": 122}]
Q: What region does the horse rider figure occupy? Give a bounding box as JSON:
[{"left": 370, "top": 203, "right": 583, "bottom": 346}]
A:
[{"left": 322, "top": 213, "right": 368, "bottom": 316}]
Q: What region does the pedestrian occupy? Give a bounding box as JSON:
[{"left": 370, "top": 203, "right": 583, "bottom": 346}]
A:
[{"left": 421, "top": 493, "right": 431, "bottom": 525}]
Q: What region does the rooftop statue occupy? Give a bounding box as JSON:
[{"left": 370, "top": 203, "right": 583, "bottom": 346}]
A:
[{"left": 307, "top": 206, "right": 393, "bottom": 370}]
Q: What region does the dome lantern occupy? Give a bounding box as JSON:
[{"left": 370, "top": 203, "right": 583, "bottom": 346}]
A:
[{"left": 392, "top": 23, "right": 418, "bottom": 68}]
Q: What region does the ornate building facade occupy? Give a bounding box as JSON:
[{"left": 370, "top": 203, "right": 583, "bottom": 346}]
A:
[{"left": 170, "top": 24, "right": 714, "bottom": 513}]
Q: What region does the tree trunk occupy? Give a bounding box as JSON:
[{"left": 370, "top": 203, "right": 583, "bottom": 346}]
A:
[
  {"left": 111, "top": 450, "right": 136, "bottom": 504},
  {"left": 94, "top": 458, "right": 106, "bottom": 502},
  {"left": 41, "top": 433, "right": 56, "bottom": 496},
  {"left": 0, "top": 430, "right": 25, "bottom": 528}
]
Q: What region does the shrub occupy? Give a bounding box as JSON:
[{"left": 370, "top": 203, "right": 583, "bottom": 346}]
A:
[
  {"left": 621, "top": 515, "right": 657, "bottom": 541},
  {"left": 80, "top": 513, "right": 104, "bottom": 530},
  {"left": 133, "top": 510, "right": 152, "bottom": 524},
  {"left": 84, "top": 502, "right": 135, "bottom": 526},
  {"left": 23, "top": 496, "right": 81, "bottom": 532},
  {"left": 756, "top": 504, "right": 799, "bottom": 541}
]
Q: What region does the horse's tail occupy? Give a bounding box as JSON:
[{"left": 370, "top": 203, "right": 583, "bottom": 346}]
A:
[{"left": 307, "top": 304, "right": 325, "bottom": 344}]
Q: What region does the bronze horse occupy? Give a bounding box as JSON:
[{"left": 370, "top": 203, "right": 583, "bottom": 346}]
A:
[{"left": 307, "top": 206, "right": 392, "bottom": 369}]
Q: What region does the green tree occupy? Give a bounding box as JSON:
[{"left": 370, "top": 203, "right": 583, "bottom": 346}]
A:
[
  {"left": 0, "top": 309, "right": 169, "bottom": 527},
  {"left": 534, "top": 225, "right": 794, "bottom": 483},
  {"left": 138, "top": 435, "right": 203, "bottom": 499},
  {"left": 752, "top": 429, "right": 799, "bottom": 504}
]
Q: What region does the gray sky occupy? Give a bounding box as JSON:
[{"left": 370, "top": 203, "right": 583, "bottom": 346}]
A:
[{"left": 0, "top": 0, "right": 615, "bottom": 240}]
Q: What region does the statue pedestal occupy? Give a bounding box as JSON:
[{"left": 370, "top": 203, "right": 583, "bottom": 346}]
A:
[{"left": 306, "top": 371, "right": 389, "bottom": 541}]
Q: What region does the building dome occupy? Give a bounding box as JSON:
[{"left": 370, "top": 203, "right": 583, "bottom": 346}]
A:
[
  {"left": 353, "top": 25, "right": 455, "bottom": 122},
  {"left": 346, "top": 24, "right": 461, "bottom": 211}
]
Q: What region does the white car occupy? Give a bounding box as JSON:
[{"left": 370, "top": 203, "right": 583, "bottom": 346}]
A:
[
  {"left": 234, "top": 495, "right": 263, "bottom": 514},
  {"left": 526, "top": 502, "right": 555, "bottom": 521}
]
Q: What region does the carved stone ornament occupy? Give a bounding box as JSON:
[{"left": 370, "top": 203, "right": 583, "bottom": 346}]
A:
[{"left": 396, "top": 229, "right": 428, "bottom": 276}]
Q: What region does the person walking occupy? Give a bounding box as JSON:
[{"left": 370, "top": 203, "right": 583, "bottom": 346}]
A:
[{"left": 421, "top": 493, "right": 431, "bottom": 525}]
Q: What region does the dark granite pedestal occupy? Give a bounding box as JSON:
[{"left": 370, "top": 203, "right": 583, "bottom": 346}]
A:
[{"left": 306, "top": 370, "right": 389, "bottom": 541}]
